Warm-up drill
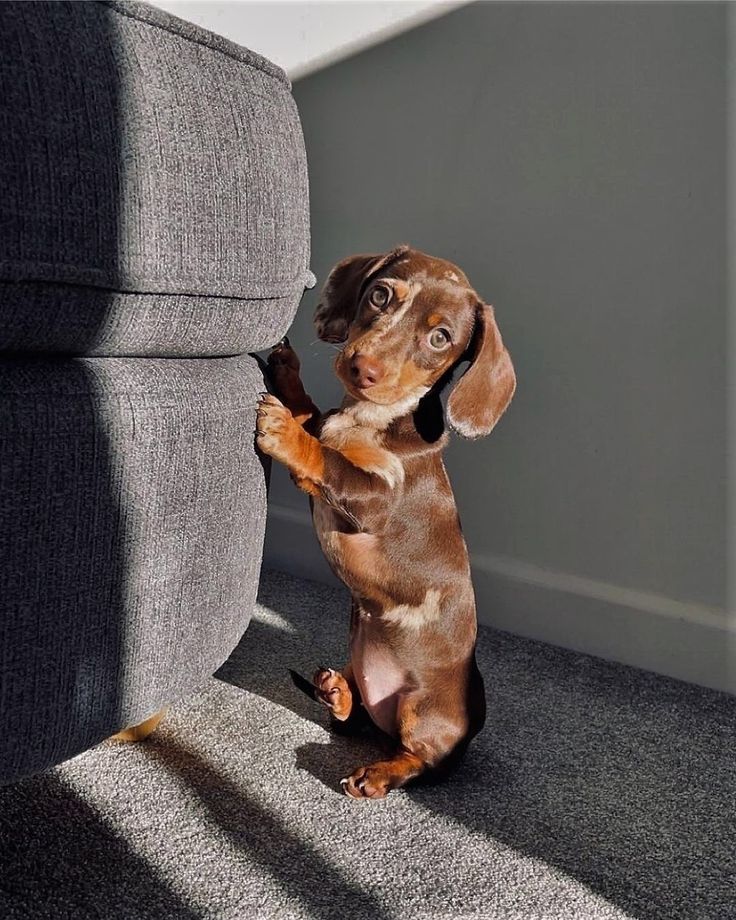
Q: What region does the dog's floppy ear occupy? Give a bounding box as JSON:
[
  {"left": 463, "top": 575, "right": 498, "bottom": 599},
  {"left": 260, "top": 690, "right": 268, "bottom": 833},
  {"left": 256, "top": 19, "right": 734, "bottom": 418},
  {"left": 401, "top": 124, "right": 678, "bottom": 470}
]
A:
[
  {"left": 447, "top": 303, "right": 516, "bottom": 439},
  {"left": 314, "top": 245, "right": 410, "bottom": 343}
]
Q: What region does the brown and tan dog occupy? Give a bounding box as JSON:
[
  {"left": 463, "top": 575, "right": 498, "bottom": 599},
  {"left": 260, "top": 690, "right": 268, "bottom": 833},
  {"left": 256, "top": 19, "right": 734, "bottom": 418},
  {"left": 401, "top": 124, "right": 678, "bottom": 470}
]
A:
[{"left": 256, "top": 245, "right": 515, "bottom": 799}]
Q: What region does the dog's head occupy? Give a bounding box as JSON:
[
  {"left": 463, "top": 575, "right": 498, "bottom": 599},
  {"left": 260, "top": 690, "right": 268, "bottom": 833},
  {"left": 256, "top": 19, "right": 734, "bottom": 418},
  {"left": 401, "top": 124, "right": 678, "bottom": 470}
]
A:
[{"left": 314, "top": 245, "right": 516, "bottom": 437}]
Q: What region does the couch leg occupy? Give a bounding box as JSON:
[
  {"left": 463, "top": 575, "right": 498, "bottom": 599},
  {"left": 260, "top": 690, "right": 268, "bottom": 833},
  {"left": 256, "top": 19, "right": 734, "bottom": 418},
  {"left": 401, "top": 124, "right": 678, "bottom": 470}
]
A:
[{"left": 109, "top": 706, "right": 169, "bottom": 743}]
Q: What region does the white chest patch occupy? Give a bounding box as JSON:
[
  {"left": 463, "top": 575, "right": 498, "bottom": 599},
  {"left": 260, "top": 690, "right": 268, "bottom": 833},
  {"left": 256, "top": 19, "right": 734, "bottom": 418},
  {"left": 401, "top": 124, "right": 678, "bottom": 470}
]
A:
[{"left": 320, "top": 405, "right": 412, "bottom": 489}]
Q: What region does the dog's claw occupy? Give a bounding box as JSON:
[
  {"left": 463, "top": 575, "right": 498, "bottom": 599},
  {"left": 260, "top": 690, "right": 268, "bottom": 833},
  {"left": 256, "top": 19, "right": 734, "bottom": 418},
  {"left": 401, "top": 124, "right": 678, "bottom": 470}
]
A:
[{"left": 271, "top": 336, "right": 290, "bottom": 350}]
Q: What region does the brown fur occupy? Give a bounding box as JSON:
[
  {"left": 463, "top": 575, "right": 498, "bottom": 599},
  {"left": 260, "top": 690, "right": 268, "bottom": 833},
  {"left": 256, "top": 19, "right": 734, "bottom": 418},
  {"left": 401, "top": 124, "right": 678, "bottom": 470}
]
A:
[
  {"left": 256, "top": 246, "right": 515, "bottom": 798},
  {"left": 108, "top": 707, "right": 168, "bottom": 743}
]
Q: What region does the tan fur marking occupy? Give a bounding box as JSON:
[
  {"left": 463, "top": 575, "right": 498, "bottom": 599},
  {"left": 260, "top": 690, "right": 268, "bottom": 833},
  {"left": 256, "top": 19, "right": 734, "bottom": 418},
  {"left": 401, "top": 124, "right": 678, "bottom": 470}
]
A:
[
  {"left": 294, "top": 427, "right": 325, "bottom": 483},
  {"left": 382, "top": 589, "right": 443, "bottom": 629},
  {"left": 343, "top": 751, "right": 425, "bottom": 798},
  {"left": 391, "top": 279, "right": 412, "bottom": 301},
  {"left": 397, "top": 361, "right": 431, "bottom": 392},
  {"left": 109, "top": 707, "right": 168, "bottom": 743},
  {"left": 294, "top": 475, "right": 321, "bottom": 496},
  {"left": 387, "top": 279, "right": 421, "bottom": 327}
]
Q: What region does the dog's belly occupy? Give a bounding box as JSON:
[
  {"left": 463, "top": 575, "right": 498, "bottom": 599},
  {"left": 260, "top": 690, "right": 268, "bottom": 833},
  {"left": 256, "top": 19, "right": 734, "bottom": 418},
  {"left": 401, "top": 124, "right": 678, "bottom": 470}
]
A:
[
  {"left": 312, "top": 501, "right": 410, "bottom": 735},
  {"left": 350, "top": 621, "right": 410, "bottom": 738}
]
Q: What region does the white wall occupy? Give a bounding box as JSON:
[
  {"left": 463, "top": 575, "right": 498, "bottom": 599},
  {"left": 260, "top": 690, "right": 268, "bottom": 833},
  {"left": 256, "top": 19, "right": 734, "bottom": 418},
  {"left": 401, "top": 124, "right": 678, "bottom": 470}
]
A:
[{"left": 154, "top": 1, "right": 465, "bottom": 79}]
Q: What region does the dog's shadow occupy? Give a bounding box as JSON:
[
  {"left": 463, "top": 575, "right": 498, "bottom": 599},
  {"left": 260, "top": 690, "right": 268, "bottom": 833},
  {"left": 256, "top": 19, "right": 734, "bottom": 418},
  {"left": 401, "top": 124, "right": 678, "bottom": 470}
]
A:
[
  {"left": 216, "top": 573, "right": 346, "bottom": 720},
  {"left": 221, "top": 571, "right": 490, "bottom": 797},
  {"left": 294, "top": 727, "right": 490, "bottom": 797},
  {"left": 216, "top": 572, "right": 392, "bottom": 792},
  {"left": 294, "top": 731, "right": 382, "bottom": 793}
]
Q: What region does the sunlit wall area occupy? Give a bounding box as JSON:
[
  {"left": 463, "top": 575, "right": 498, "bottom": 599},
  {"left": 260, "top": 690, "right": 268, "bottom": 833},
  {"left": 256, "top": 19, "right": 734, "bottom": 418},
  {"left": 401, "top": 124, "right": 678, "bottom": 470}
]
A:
[{"left": 263, "top": 2, "right": 732, "bottom": 694}]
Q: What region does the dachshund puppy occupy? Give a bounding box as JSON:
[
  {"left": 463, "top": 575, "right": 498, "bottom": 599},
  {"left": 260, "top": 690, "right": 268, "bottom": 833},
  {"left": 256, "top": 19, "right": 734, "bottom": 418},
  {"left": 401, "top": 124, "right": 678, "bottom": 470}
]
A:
[{"left": 256, "top": 245, "right": 515, "bottom": 799}]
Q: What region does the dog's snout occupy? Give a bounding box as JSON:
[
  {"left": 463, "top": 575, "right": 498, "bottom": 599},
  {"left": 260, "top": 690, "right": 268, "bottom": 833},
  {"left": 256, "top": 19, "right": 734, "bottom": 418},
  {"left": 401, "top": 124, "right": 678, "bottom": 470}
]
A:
[{"left": 349, "top": 353, "right": 384, "bottom": 389}]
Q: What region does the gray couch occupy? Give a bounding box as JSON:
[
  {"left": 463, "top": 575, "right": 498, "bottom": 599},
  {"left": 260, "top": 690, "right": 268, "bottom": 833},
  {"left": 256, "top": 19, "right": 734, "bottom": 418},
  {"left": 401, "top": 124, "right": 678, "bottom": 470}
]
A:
[{"left": 0, "top": 1, "right": 312, "bottom": 784}]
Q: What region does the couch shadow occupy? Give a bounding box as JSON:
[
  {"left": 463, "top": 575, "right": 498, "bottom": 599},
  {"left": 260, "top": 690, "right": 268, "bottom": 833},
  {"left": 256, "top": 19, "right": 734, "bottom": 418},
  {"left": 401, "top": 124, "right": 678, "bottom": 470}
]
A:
[
  {"left": 0, "top": 3, "right": 136, "bottom": 786},
  {"left": 228, "top": 570, "right": 736, "bottom": 920},
  {"left": 0, "top": 771, "right": 201, "bottom": 919}
]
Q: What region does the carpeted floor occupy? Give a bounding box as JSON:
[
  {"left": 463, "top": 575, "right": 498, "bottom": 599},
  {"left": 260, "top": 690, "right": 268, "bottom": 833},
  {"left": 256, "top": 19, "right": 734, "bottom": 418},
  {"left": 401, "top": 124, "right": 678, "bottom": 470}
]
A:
[{"left": 1, "top": 569, "right": 734, "bottom": 920}]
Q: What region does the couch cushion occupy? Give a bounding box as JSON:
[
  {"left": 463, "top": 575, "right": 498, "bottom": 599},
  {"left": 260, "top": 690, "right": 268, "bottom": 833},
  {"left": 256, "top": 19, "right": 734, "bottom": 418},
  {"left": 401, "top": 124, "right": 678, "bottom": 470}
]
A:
[
  {"left": 0, "top": 1, "right": 313, "bottom": 356},
  {"left": 0, "top": 352, "right": 268, "bottom": 784}
]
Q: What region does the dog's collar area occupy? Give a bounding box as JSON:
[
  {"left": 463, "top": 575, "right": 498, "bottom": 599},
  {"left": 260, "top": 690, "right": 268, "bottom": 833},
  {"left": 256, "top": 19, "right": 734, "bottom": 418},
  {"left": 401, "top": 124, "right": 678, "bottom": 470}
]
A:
[{"left": 335, "top": 389, "right": 430, "bottom": 431}]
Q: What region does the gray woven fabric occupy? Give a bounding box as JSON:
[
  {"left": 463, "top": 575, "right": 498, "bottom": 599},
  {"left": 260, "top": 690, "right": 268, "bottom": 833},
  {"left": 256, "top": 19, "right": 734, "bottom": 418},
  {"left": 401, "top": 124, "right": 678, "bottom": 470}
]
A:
[
  {"left": 0, "top": 0, "right": 311, "bottom": 356},
  {"left": 0, "top": 282, "right": 300, "bottom": 357},
  {"left": 0, "top": 0, "right": 310, "bottom": 783},
  {"left": 106, "top": 0, "right": 290, "bottom": 85},
  {"left": 0, "top": 353, "right": 268, "bottom": 785}
]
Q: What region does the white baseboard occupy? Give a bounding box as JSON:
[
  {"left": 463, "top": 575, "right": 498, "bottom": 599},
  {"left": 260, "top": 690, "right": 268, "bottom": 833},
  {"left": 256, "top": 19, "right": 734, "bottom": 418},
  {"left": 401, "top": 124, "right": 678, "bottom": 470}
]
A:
[{"left": 263, "top": 503, "right": 735, "bottom": 696}]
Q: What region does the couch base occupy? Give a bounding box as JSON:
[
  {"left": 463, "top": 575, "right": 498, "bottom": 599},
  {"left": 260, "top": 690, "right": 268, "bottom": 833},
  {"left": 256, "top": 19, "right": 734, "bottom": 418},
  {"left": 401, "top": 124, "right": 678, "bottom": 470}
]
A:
[{"left": 0, "top": 353, "right": 267, "bottom": 785}]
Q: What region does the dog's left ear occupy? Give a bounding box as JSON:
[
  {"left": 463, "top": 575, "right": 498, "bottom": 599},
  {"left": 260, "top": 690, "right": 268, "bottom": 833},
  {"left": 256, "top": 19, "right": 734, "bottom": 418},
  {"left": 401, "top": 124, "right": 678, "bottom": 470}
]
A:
[{"left": 446, "top": 304, "right": 516, "bottom": 439}]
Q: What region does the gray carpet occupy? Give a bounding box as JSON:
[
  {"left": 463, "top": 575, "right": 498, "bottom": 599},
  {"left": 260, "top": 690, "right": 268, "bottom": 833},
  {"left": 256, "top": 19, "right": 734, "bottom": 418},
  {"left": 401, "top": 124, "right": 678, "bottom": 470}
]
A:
[{"left": 1, "top": 569, "right": 734, "bottom": 920}]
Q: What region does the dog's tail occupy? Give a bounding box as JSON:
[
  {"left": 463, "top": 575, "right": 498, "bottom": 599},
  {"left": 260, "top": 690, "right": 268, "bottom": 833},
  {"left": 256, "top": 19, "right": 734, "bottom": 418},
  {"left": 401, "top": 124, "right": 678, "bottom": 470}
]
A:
[{"left": 288, "top": 668, "right": 317, "bottom": 701}]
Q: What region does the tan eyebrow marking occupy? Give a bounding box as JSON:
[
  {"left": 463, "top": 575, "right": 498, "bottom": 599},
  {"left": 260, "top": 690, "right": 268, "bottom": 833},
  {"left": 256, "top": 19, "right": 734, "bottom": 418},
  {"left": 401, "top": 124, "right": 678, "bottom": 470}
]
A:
[
  {"left": 378, "top": 279, "right": 422, "bottom": 330},
  {"left": 392, "top": 279, "right": 412, "bottom": 300},
  {"left": 427, "top": 313, "right": 444, "bottom": 327}
]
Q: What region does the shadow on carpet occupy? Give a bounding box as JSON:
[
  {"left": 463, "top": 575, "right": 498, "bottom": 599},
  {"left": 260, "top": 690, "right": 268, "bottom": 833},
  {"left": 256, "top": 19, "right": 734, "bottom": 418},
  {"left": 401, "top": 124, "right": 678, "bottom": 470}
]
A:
[
  {"left": 0, "top": 568, "right": 733, "bottom": 920},
  {"left": 220, "top": 570, "right": 736, "bottom": 920}
]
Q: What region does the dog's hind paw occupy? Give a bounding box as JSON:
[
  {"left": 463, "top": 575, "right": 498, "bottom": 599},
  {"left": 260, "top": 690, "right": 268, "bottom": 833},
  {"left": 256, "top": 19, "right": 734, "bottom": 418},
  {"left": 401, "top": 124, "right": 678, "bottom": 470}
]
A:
[{"left": 313, "top": 667, "right": 353, "bottom": 721}]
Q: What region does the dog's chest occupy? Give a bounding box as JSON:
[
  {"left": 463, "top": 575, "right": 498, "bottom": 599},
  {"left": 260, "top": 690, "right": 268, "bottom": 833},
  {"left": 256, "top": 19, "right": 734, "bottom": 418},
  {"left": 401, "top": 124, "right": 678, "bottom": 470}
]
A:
[
  {"left": 312, "top": 414, "right": 400, "bottom": 586},
  {"left": 318, "top": 412, "right": 405, "bottom": 490}
]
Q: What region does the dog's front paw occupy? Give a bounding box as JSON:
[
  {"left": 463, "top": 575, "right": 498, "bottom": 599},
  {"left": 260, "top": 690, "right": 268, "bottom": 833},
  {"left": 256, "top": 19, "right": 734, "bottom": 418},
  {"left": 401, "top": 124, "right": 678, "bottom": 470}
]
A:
[
  {"left": 268, "top": 337, "right": 301, "bottom": 373},
  {"left": 256, "top": 393, "right": 298, "bottom": 463},
  {"left": 267, "top": 339, "right": 304, "bottom": 402}
]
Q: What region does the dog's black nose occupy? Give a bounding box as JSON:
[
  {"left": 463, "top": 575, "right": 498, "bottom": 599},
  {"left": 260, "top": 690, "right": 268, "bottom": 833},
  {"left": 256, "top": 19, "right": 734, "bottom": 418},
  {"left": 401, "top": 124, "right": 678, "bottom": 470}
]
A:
[{"left": 350, "top": 353, "right": 384, "bottom": 388}]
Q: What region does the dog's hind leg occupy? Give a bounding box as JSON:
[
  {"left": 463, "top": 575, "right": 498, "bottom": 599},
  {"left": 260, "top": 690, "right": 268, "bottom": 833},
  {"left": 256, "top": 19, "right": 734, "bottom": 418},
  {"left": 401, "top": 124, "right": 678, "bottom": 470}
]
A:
[{"left": 341, "top": 691, "right": 471, "bottom": 799}]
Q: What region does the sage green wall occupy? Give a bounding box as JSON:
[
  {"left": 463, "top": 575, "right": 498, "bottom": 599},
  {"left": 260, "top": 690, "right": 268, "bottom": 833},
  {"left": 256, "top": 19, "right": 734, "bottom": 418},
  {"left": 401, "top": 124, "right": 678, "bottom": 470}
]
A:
[{"left": 264, "top": 1, "right": 732, "bottom": 692}]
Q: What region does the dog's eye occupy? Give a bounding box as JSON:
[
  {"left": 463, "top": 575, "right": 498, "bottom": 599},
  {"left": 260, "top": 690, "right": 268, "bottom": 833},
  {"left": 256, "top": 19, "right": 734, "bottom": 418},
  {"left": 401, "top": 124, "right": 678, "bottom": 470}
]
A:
[
  {"left": 428, "top": 328, "right": 451, "bottom": 350},
  {"left": 368, "top": 285, "right": 391, "bottom": 309}
]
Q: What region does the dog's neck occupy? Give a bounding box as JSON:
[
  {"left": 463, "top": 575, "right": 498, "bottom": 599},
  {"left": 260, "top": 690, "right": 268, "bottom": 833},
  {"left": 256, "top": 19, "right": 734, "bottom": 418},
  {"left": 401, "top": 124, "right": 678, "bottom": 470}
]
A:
[
  {"left": 332, "top": 389, "right": 430, "bottom": 432},
  {"left": 322, "top": 388, "right": 448, "bottom": 457}
]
